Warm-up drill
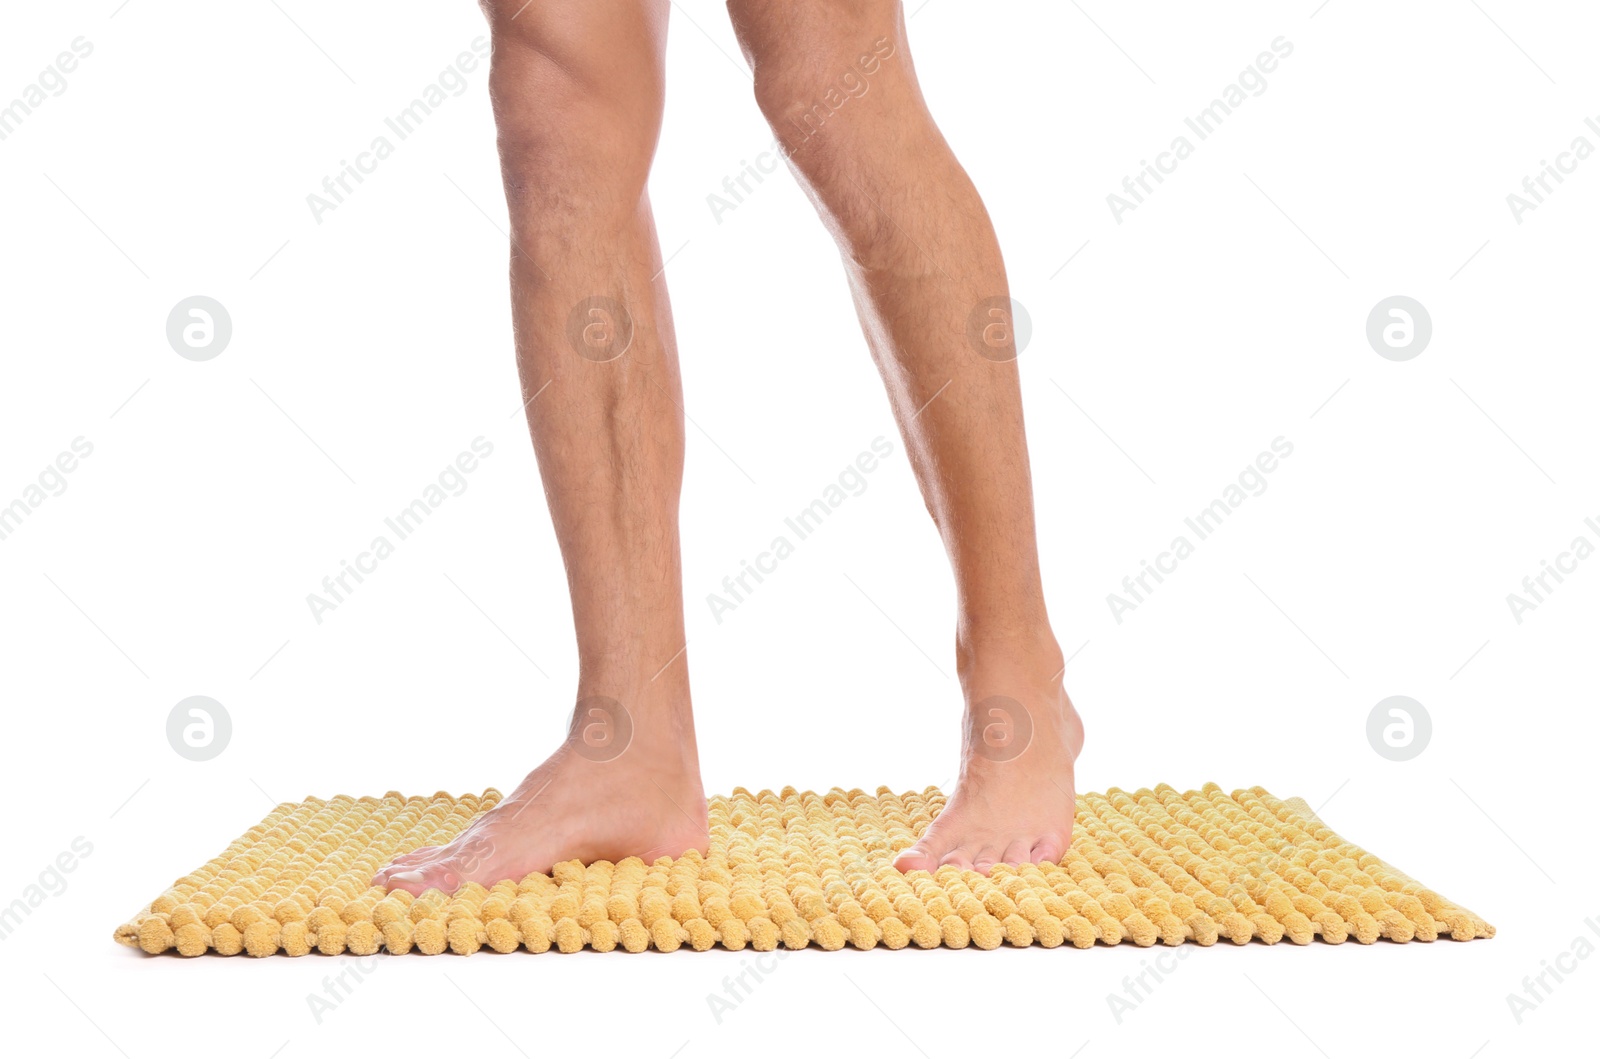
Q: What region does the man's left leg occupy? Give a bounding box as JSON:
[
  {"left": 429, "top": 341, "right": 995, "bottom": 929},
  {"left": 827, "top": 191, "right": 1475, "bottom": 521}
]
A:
[{"left": 726, "top": 0, "right": 1081, "bottom": 874}]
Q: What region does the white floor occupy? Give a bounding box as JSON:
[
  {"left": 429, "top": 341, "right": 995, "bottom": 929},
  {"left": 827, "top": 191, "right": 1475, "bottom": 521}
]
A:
[{"left": 3, "top": 1, "right": 1596, "bottom": 1056}]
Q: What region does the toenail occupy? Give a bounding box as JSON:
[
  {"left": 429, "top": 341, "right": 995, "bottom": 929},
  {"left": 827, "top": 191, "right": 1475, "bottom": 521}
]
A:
[{"left": 391, "top": 870, "right": 424, "bottom": 884}]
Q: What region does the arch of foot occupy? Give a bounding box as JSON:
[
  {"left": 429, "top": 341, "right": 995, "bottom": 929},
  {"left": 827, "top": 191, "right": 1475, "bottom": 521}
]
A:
[{"left": 116, "top": 784, "right": 1490, "bottom": 955}]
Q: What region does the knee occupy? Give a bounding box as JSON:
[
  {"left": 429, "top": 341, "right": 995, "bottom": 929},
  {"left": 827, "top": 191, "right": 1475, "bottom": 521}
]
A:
[
  {"left": 481, "top": 0, "right": 666, "bottom": 193},
  {"left": 734, "top": 7, "right": 903, "bottom": 155},
  {"left": 729, "top": 5, "right": 918, "bottom": 261},
  {"left": 748, "top": 38, "right": 902, "bottom": 157},
  {"left": 480, "top": 0, "right": 665, "bottom": 89}
]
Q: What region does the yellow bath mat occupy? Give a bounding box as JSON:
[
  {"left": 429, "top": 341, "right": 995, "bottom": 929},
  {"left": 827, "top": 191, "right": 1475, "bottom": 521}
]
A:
[{"left": 116, "top": 783, "right": 1491, "bottom": 956}]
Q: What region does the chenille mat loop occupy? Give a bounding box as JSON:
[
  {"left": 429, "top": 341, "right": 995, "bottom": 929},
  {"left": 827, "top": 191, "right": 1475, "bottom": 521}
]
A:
[{"left": 115, "top": 784, "right": 1491, "bottom": 956}]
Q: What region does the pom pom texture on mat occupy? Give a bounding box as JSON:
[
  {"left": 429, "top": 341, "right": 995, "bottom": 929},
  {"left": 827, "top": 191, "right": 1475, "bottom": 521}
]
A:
[{"left": 116, "top": 783, "right": 1492, "bottom": 956}]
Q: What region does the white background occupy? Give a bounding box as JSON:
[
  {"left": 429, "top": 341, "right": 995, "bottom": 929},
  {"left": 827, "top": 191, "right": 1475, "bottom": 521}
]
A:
[{"left": 2, "top": 0, "right": 1596, "bottom": 1055}]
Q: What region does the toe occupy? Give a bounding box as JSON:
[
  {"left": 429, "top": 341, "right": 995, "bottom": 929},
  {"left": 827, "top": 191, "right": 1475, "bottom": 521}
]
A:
[
  {"left": 372, "top": 845, "right": 441, "bottom": 884},
  {"left": 393, "top": 845, "right": 439, "bottom": 864},
  {"left": 893, "top": 844, "right": 941, "bottom": 874},
  {"left": 939, "top": 847, "right": 975, "bottom": 872},
  {"left": 381, "top": 867, "right": 434, "bottom": 896},
  {"left": 999, "top": 840, "right": 1033, "bottom": 867},
  {"left": 972, "top": 848, "right": 1000, "bottom": 875},
  {"left": 1029, "top": 835, "right": 1066, "bottom": 865},
  {"left": 379, "top": 854, "right": 469, "bottom": 896}
]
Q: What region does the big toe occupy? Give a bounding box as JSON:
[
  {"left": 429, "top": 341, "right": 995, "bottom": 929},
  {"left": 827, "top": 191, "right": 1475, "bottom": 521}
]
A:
[
  {"left": 371, "top": 847, "right": 438, "bottom": 882},
  {"left": 391, "top": 845, "right": 440, "bottom": 866},
  {"left": 893, "top": 843, "right": 942, "bottom": 874},
  {"left": 380, "top": 860, "right": 463, "bottom": 896}
]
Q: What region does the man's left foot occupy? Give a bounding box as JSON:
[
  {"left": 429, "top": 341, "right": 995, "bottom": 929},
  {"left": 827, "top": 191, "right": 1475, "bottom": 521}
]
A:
[{"left": 894, "top": 645, "right": 1083, "bottom": 875}]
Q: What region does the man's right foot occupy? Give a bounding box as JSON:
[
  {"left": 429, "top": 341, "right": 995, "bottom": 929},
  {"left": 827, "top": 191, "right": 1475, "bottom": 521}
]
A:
[{"left": 372, "top": 693, "right": 707, "bottom": 895}]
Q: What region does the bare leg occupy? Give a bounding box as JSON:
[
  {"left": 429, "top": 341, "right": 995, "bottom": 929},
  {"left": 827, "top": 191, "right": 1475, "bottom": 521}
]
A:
[
  {"left": 374, "top": 0, "right": 706, "bottom": 895},
  {"left": 727, "top": 0, "right": 1081, "bottom": 873}
]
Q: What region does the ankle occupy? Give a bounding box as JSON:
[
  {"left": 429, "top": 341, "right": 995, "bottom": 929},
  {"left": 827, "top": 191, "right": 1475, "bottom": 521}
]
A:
[
  {"left": 954, "top": 624, "right": 1064, "bottom": 687},
  {"left": 566, "top": 676, "right": 698, "bottom": 775}
]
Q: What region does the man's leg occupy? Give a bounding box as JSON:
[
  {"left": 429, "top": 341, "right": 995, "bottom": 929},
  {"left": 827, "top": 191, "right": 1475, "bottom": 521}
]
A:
[
  {"left": 374, "top": 0, "right": 707, "bottom": 895},
  {"left": 726, "top": 0, "right": 1081, "bottom": 874}
]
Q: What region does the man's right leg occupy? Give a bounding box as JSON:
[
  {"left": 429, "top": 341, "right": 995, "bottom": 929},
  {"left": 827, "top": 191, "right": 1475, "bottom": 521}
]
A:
[{"left": 374, "top": 0, "right": 707, "bottom": 895}]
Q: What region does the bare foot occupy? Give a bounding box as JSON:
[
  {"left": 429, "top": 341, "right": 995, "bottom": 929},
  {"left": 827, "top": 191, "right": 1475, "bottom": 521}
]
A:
[
  {"left": 894, "top": 642, "right": 1083, "bottom": 875},
  {"left": 373, "top": 693, "right": 708, "bottom": 895}
]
